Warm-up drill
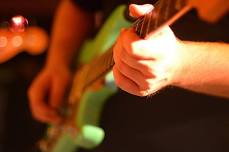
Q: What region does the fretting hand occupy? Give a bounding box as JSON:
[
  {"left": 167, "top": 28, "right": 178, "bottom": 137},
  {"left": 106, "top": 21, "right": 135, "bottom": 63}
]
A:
[{"left": 113, "top": 4, "right": 185, "bottom": 96}]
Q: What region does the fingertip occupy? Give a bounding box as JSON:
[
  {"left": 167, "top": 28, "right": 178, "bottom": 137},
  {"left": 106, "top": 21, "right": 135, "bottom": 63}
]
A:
[
  {"left": 129, "top": 4, "right": 154, "bottom": 18},
  {"left": 120, "top": 28, "right": 140, "bottom": 48},
  {"left": 129, "top": 4, "right": 136, "bottom": 17},
  {"left": 129, "top": 4, "right": 143, "bottom": 18},
  {"left": 36, "top": 109, "right": 63, "bottom": 125}
]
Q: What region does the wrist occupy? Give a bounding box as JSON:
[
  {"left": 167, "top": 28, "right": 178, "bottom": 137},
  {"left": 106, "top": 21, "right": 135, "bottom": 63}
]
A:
[
  {"left": 171, "top": 40, "right": 214, "bottom": 88},
  {"left": 170, "top": 40, "right": 193, "bottom": 88},
  {"left": 46, "top": 48, "right": 71, "bottom": 67}
]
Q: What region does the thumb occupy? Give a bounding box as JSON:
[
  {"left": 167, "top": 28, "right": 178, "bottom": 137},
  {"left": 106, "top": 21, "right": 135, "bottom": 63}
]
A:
[{"left": 129, "top": 4, "right": 154, "bottom": 18}]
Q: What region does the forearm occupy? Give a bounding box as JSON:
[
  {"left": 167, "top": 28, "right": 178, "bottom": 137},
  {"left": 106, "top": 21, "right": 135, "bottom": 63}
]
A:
[
  {"left": 174, "top": 41, "right": 229, "bottom": 98},
  {"left": 47, "top": 0, "right": 94, "bottom": 66}
]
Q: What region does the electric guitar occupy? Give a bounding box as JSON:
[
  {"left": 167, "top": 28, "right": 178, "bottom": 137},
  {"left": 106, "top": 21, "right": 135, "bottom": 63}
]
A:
[
  {"left": 39, "top": 0, "right": 229, "bottom": 152},
  {"left": 0, "top": 26, "right": 48, "bottom": 63}
]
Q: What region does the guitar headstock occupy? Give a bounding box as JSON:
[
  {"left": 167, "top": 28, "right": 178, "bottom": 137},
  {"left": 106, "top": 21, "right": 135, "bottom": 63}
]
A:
[{"left": 0, "top": 26, "right": 48, "bottom": 63}]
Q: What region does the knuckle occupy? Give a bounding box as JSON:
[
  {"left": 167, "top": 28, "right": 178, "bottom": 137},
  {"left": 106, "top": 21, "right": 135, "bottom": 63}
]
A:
[
  {"left": 116, "top": 61, "right": 125, "bottom": 73},
  {"left": 113, "top": 68, "right": 121, "bottom": 86},
  {"left": 129, "top": 43, "right": 138, "bottom": 56},
  {"left": 144, "top": 66, "right": 154, "bottom": 77},
  {"left": 114, "top": 76, "right": 121, "bottom": 86},
  {"left": 114, "top": 77, "right": 121, "bottom": 87},
  {"left": 129, "top": 41, "right": 143, "bottom": 57}
]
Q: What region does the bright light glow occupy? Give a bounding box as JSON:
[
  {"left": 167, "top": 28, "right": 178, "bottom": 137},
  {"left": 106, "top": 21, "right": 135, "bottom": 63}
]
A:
[
  {"left": 0, "top": 36, "right": 8, "bottom": 48},
  {"left": 10, "top": 15, "right": 28, "bottom": 32},
  {"left": 12, "top": 16, "right": 23, "bottom": 25}
]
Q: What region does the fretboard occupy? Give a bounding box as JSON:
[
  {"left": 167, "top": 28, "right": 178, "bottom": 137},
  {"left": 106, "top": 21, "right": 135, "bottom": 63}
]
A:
[
  {"left": 134, "top": 0, "right": 190, "bottom": 38},
  {"left": 82, "top": 47, "right": 115, "bottom": 89},
  {"left": 71, "top": 0, "right": 191, "bottom": 95}
]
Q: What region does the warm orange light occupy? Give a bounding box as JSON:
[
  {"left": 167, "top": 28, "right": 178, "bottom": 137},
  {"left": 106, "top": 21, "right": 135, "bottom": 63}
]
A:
[
  {"left": 12, "top": 35, "right": 23, "bottom": 47},
  {"left": 10, "top": 15, "right": 28, "bottom": 32},
  {"left": 0, "top": 36, "right": 8, "bottom": 48}
]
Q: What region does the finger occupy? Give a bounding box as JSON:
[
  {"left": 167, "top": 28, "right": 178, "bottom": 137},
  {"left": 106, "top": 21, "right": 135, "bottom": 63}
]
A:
[
  {"left": 33, "top": 107, "right": 62, "bottom": 124},
  {"left": 50, "top": 75, "right": 69, "bottom": 110},
  {"left": 113, "top": 32, "right": 124, "bottom": 64},
  {"left": 129, "top": 4, "right": 154, "bottom": 18},
  {"left": 28, "top": 75, "right": 62, "bottom": 124},
  {"left": 120, "top": 48, "right": 155, "bottom": 77},
  {"left": 121, "top": 29, "right": 159, "bottom": 60},
  {"left": 146, "top": 25, "right": 175, "bottom": 40},
  {"left": 137, "top": 77, "right": 168, "bottom": 97},
  {"left": 29, "top": 89, "right": 62, "bottom": 124},
  {"left": 120, "top": 28, "right": 148, "bottom": 59},
  {"left": 146, "top": 78, "right": 168, "bottom": 96},
  {"left": 113, "top": 37, "right": 150, "bottom": 80},
  {"left": 113, "top": 66, "right": 143, "bottom": 96},
  {"left": 114, "top": 29, "right": 157, "bottom": 77},
  {"left": 114, "top": 38, "right": 153, "bottom": 77},
  {"left": 115, "top": 58, "right": 153, "bottom": 90},
  {"left": 124, "top": 28, "right": 175, "bottom": 60}
]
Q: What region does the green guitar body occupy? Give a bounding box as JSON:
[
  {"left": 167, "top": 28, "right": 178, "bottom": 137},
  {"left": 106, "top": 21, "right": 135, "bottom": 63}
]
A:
[{"left": 49, "top": 5, "right": 131, "bottom": 152}]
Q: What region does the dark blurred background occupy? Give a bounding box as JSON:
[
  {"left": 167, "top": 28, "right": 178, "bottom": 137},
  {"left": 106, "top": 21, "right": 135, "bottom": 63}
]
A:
[
  {"left": 0, "top": 0, "right": 59, "bottom": 152},
  {"left": 0, "top": 1, "right": 229, "bottom": 152}
]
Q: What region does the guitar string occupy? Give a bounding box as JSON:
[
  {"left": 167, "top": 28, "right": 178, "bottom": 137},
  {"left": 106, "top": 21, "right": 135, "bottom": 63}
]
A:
[
  {"left": 154, "top": 0, "right": 162, "bottom": 29},
  {"left": 82, "top": 15, "right": 147, "bottom": 89},
  {"left": 146, "top": 11, "right": 152, "bottom": 37},
  {"left": 78, "top": 0, "right": 189, "bottom": 90},
  {"left": 82, "top": 7, "right": 156, "bottom": 89},
  {"left": 140, "top": 12, "right": 147, "bottom": 37},
  {"left": 45, "top": 1, "right": 193, "bottom": 151}
]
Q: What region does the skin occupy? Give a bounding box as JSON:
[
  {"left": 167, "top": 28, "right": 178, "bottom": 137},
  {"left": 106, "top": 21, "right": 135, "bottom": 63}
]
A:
[
  {"left": 28, "top": 0, "right": 95, "bottom": 124},
  {"left": 28, "top": 2, "right": 229, "bottom": 124},
  {"left": 113, "top": 4, "right": 229, "bottom": 98}
]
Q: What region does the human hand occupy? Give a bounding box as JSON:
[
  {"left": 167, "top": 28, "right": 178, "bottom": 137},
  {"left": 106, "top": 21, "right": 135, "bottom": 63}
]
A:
[
  {"left": 28, "top": 61, "right": 72, "bottom": 124},
  {"left": 113, "top": 4, "right": 185, "bottom": 96}
]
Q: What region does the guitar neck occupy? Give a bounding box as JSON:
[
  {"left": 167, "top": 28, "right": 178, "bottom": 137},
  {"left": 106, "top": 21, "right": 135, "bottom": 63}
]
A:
[
  {"left": 82, "top": 47, "right": 114, "bottom": 89},
  {"left": 72, "top": 0, "right": 191, "bottom": 94},
  {"left": 134, "top": 0, "right": 191, "bottom": 38}
]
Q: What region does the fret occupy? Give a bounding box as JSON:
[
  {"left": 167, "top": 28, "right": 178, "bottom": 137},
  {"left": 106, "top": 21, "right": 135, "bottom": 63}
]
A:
[
  {"left": 145, "top": 11, "right": 152, "bottom": 36},
  {"left": 144, "top": 12, "right": 153, "bottom": 38},
  {"left": 70, "top": 0, "right": 191, "bottom": 98},
  {"left": 81, "top": 48, "right": 114, "bottom": 90},
  {"left": 45, "top": 2, "right": 196, "bottom": 151},
  {"left": 134, "top": 0, "right": 190, "bottom": 38}
]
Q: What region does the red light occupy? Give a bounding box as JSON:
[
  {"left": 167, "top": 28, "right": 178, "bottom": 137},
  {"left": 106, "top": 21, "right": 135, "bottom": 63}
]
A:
[{"left": 9, "top": 15, "right": 28, "bottom": 32}]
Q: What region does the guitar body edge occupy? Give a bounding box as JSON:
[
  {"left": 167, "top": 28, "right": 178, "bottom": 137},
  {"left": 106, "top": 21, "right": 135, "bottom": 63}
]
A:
[{"left": 47, "top": 5, "right": 131, "bottom": 152}]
